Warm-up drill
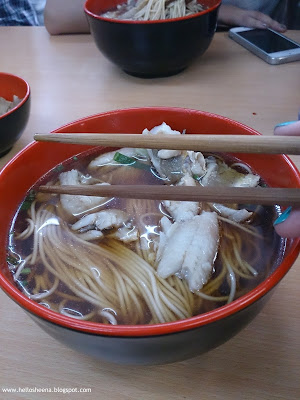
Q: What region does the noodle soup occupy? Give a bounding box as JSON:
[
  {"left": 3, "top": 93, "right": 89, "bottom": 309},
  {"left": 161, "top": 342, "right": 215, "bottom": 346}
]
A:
[
  {"left": 100, "top": 0, "right": 207, "bottom": 21},
  {"left": 7, "top": 124, "right": 283, "bottom": 326}
]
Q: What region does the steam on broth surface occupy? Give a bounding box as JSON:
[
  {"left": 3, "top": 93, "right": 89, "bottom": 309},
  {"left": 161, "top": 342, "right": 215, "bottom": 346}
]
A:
[{"left": 7, "top": 123, "right": 283, "bottom": 325}]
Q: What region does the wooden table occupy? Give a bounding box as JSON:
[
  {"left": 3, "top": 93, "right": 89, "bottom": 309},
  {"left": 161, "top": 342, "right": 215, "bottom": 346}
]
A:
[{"left": 0, "top": 27, "right": 299, "bottom": 400}]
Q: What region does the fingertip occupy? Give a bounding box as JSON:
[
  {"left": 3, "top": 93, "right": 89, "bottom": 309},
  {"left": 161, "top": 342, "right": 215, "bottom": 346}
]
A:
[
  {"left": 274, "top": 208, "right": 300, "bottom": 238},
  {"left": 274, "top": 120, "right": 300, "bottom": 136},
  {"left": 274, "top": 21, "right": 287, "bottom": 32},
  {"left": 269, "top": 20, "right": 286, "bottom": 32},
  {"left": 277, "top": 24, "right": 287, "bottom": 32}
]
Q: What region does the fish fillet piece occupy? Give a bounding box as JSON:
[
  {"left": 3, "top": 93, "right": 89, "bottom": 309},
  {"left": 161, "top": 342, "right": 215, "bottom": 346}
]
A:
[
  {"left": 163, "top": 174, "right": 199, "bottom": 222},
  {"left": 59, "top": 169, "right": 110, "bottom": 217},
  {"left": 186, "top": 151, "right": 206, "bottom": 177},
  {"left": 142, "top": 123, "right": 183, "bottom": 183},
  {"left": 157, "top": 211, "right": 219, "bottom": 291},
  {"left": 212, "top": 204, "right": 252, "bottom": 222},
  {"left": 201, "top": 158, "right": 259, "bottom": 222},
  {"left": 202, "top": 158, "right": 260, "bottom": 187},
  {"left": 71, "top": 209, "right": 137, "bottom": 243},
  {"left": 142, "top": 122, "right": 181, "bottom": 137},
  {"left": 157, "top": 149, "right": 181, "bottom": 159},
  {"left": 71, "top": 209, "right": 138, "bottom": 243},
  {"left": 75, "top": 230, "right": 104, "bottom": 241},
  {"left": 114, "top": 226, "right": 139, "bottom": 243},
  {"left": 72, "top": 209, "right": 129, "bottom": 232}
]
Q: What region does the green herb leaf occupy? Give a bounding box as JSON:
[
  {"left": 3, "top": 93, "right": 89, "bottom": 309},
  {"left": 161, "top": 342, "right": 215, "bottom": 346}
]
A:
[
  {"left": 20, "top": 268, "right": 31, "bottom": 275},
  {"left": 6, "top": 254, "right": 20, "bottom": 265},
  {"left": 55, "top": 164, "right": 64, "bottom": 172},
  {"left": 113, "top": 152, "right": 151, "bottom": 172},
  {"left": 20, "top": 190, "right": 36, "bottom": 211}
]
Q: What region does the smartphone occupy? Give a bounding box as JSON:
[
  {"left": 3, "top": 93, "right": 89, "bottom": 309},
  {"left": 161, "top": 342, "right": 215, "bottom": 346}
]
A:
[{"left": 229, "top": 27, "right": 300, "bottom": 65}]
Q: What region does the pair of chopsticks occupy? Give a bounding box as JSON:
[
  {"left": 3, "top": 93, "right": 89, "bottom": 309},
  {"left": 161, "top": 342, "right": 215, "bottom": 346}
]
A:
[{"left": 34, "top": 133, "right": 300, "bottom": 206}]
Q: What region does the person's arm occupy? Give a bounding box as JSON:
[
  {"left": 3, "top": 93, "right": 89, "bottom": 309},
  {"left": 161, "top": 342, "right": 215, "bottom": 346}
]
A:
[
  {"left": 44, "top": 0, "right": 90, "bottom": 35},
  {"left": 218, "top": 4, "right": 286, "bottom": 32}
]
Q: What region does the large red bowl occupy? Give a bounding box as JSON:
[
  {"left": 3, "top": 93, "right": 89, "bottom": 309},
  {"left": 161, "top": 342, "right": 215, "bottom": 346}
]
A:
[{"left": 0, "top": 107, "right": 299, "bottom": 364}]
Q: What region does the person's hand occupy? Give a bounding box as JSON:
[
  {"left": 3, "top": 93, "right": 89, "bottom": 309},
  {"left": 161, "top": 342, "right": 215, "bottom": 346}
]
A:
[
  {"left": 218, "top": 5, "right": 286, "bottom": 32},
  {"left": 273, "top": 120, "right": 300, "bottom": 238}
]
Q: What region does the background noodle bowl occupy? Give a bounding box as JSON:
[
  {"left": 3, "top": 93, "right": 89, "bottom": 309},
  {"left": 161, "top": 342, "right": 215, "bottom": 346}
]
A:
[{"left": 84, "top": 0, "right": 221, "bottom": 77}]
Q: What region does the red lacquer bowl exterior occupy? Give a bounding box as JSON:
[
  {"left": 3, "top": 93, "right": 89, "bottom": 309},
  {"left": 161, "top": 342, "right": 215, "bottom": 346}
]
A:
[
  {"left": 0, "top": 72, "right": 30, "bottom": 157},
  {"left": 0, "top": 107, "right": 299, "bottom": 364},
  {"left": 84, "top": 0, "right": 221, "bottom": 78}
]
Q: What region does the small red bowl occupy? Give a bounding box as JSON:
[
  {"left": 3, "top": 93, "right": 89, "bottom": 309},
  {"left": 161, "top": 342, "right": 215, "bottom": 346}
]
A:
[
  {"left": 84, "top": 0, "right": 221, "bottom": 78},
  {"left": 0, "top": 72, "right": 30, "bottom": 157},
  {"left": 0, "top": 107, "right": 299, "bottom": 364}
]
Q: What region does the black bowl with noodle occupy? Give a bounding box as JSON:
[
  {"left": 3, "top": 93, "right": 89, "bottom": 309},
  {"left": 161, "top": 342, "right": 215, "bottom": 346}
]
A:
[
  {"left": 0, "top": 72, "right": 30, "bottom": 157},
  {"left": 84, "top": 0, "right": 221, "bottom": 78}
]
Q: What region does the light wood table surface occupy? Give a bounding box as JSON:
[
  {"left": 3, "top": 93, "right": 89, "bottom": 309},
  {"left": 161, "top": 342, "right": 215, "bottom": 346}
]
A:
[{"left": 0, "top": 27, "right": 299, "bottom": 400}]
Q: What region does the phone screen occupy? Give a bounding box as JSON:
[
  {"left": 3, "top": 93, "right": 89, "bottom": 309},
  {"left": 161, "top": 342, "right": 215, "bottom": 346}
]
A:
[{"left": 238, "top": 29, "right": 300, "bottom": 53}]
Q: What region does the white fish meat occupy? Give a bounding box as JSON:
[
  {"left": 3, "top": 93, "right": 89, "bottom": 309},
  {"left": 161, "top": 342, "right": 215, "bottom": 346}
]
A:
[
  {"left": 211, "top": 203, "right": 253, "bottom": 223},
  {"left": 71, "top": 209, "right": 137, "bottom": 243},
  {"left": 186, "top": 151, "right": 206, "bottom": 177},
  {"left": 163, "top": 174, "right": 199, "bottom": 222},
  {"left": 59, "top": 169, "right": 111, "bottom": 217},
  {"left": 157, "top": 211, "right": 219, "bottom": 292},
  {"left": 202, "top": 157, "right": 260, "bottom": 188},
  {"left": 142, "top": 122, "right": 183, "bottom": 182},
  {"left": 72, "top": 209, "right": 129, "bottom": 232}
]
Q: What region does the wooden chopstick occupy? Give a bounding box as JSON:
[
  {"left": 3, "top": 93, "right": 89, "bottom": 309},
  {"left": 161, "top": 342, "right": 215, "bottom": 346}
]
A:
[
  {"left": 38, "top": 184, "right": 300, "bottom": 206},
  {"left": 34, "top": 133, "right": 300, "bottom": 155}
]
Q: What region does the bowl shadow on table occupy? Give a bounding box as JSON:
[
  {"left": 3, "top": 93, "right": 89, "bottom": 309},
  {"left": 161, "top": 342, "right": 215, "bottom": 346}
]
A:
[{"left": 78, "top": 299, "right": 292, "bottom": 397}]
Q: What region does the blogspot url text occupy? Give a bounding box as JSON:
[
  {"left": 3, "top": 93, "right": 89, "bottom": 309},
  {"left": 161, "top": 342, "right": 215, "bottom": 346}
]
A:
[{"left": 2, "top": 387, "right": 92, "bottom": 394}]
